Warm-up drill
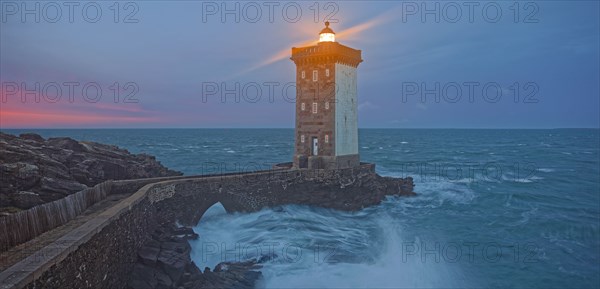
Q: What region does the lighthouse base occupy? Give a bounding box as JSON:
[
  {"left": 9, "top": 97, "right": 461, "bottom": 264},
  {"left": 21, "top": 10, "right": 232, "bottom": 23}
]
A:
[{"left": 294, "top": 154, "right": 360, "bottom": 170}]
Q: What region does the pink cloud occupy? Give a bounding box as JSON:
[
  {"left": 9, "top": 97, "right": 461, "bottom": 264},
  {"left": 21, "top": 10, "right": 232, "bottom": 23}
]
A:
[{"left": 1, "top": 85, "right": 161, "bottom": 128}]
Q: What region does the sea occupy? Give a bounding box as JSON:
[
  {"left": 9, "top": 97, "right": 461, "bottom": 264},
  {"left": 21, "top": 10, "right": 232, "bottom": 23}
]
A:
[{"left": 3, "top": 128, "right": 599, "bottom": 288}]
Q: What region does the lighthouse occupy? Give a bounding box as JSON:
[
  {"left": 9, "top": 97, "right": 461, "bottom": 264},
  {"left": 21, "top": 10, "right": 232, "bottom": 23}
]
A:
[{"left": 291, "top": 22, "right": 363, "bottom": 169}]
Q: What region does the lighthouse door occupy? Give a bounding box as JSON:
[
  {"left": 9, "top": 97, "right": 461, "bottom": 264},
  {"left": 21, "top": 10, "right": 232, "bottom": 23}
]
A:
[{"left": 312, "top": 137, "right": 319, "bottom": 156}]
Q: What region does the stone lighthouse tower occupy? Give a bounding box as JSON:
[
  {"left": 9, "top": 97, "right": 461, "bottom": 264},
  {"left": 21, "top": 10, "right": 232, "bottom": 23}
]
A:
[{"left": 291, "top": 22, "right": 363, "bottom": 169}]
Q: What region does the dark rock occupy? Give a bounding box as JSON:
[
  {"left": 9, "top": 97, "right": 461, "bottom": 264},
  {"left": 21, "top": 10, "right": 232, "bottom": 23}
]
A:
[
  {"left": 19, "top": 133, "right": 44, "bottom": 142},
  {"left": 155, "top": 270, "right": 173, "bottom": 288},
  {"left": 47, "top": 137, "right": 87, "bottom": 152},
  {"left": 10, "top": 191, "right": 44, "bottom": 209},
  {"left": 158, "top": 241, "right": 190, "bottom": 283},
  {"left": 128, "top": 263, "right": 158, "bottom": 289},
  {"left": 172, "top": 226, "right": 194, "bottom": 235},
  {"left": 188, "top": 261, "right": 202, "bottom": 274},
  {"left": 39, "top": 177, "right": 87, "bottom": 195},
  {"left": 129, "top": 219, "right": 265, "bottom": 289},
  {"left": 128, "top": 225, "right": 208, "bottom": 289},
  {"left": 138, "top": 240, "right": 161, "bottom": 265},
  {"left": 1, "top": 162, "right": 41, "bottom": 191},
  {"left": 171, "top": 227, "right": 199, "bottom": 240},
  {"left": 0, "top": 132, "right": 182, "bottom": 212},
  {"left": 194, "top": 260, "right": 263, "bottom": 289}
]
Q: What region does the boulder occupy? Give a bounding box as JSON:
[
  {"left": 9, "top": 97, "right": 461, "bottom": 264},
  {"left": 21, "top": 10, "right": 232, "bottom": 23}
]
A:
[
  {"left": 158, "top": 241, "right": 190, "bottom": 282},
  {"left": 138, "top": 240, "right": 161, "bottom": 265},
  {"left": 11, "top": 191, "right": 44, "bottom": 209},
  {"left": 19, "top": 133, "right": 44, "bottom": 142},
  {"left": 127, "top": 263, "right": 158, "bottom": 289},
  {"left": 47, "top": 137, "right": 87, "bottom": 152}
]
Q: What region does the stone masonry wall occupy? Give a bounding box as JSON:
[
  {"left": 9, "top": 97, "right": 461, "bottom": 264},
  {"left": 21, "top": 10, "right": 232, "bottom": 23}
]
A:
[{"left": 25, "top": 198, "right": 156, "bottom": 289}]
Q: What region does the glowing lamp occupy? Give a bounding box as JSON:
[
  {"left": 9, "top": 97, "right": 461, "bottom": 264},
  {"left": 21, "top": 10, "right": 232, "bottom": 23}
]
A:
[{"left": 319, "top": 21, "right": 336, "bottom": 42}]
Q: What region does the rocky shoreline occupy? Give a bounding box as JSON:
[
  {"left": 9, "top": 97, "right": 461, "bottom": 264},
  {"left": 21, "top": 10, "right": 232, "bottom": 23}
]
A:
[
  {"left": 0, "top": 132, "right": 182, "bottom": 214},
  {"left": 128, "top": 223, "right": 263, "bottom": 289}
]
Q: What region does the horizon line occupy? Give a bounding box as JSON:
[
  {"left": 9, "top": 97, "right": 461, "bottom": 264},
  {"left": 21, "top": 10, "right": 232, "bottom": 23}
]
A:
[{"left": 1, "top": 127, "right": 599, "bottom": 130}]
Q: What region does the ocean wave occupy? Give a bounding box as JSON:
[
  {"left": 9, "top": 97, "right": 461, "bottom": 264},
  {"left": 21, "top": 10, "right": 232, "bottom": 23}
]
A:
[
  {"left": 405, "top": 180, "right": 476, "bottom": 207},
  {"left": 510, "top": 206, "right": 538, "bottom": 226},
  {"left": 501, "top": 174, "right": 537, "bottom": 183},
  {"left": 449, "top": 178, "right": 475, "bottom": 184},
  {"left": 190, "top": 204, "right": 472, "bottom": 289}
]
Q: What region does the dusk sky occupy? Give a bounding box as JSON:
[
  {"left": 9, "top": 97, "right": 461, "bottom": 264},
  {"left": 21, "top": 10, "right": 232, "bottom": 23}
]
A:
[{"left": 1, "top": 1, "right": 598, "bottom": 128}]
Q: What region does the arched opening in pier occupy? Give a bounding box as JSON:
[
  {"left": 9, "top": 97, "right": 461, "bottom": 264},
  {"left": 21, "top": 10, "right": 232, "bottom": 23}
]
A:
[
  {"left": 198, "top": 202, "right": 227, "bottom": 223},
  {"left": 187, "top": 200, "right": 236, "bottom": 226}
]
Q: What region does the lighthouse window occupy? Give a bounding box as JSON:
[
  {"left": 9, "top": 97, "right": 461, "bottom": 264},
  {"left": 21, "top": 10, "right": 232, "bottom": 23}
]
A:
[
  {"left": 302, "top": 71, "right": 305, "bottom": 79},
  {"left": 313, "top": 70, "right": 318, "bottom": 82},
  {"left": 301, "top": 135, "right": 305, "bottom": 143},
  {"left": 325, "top": 102, "right": 329, "bottom": 109},
  {"left": 301, "top": 102, "right": 305, "bottom": 111},
  {"left": 326, "top": 69, "right": 330, "bottom": 77},
  {"left": 312, "top": 102, "right": 318, "bottom": 114},
  {"left": 325, "top": 135, "right": 329, "bottom": 143}
]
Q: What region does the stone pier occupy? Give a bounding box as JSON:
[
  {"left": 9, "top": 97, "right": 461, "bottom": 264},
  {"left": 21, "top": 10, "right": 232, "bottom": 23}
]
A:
[{"left": 0, "top": 164, "right": 414, "bottom": 289}]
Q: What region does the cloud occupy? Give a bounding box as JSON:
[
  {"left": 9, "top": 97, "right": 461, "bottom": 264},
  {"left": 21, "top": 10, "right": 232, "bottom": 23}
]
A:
[
  {"left": 358, "top": 101, "right": 379, "bottom": 111},
  {"left": 0, "top": 86, "right": 160, "bottom": 128}
]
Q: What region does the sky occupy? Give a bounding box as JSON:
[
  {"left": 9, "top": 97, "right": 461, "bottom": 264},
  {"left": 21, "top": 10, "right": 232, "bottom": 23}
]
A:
[{"left": 1, "top": 1, "right": 599, "bottom": 129}]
